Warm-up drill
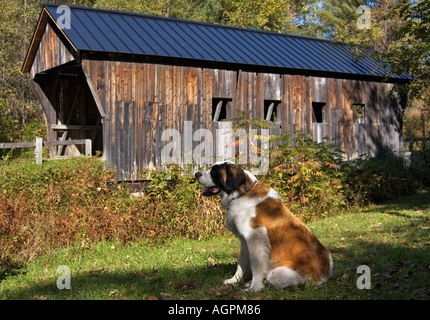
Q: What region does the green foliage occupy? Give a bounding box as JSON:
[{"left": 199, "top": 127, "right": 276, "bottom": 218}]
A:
[
  {"left": 0, "top": 158, "right": 224, "bottom": 267},
  {"left": 263, "top": 132, "right": 346, "bottom": 220},
  {"left": 409, "top": 149, "right": 430, "bottom": 188},
  {"left": 382, "top": 0, "right": 430, "bottom": 98},
  {"left": 318, "top": 0, "right": 393, "bottom": 49},
  {"left": 342, "top": 153, "right": 420, "bottom": 204},
  {"left": 142, "top": 165, "right": 224, "bottom": 237}
]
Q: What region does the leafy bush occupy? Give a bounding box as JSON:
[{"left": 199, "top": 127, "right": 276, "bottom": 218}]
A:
[
  {"left": 409, "top": 149, "right": 430, "bottom": 187},
  {"left": 141, "top": 165, "right": 224, "bottom": 238},
  {"left": 341, "top": 153, "right": 420, "bottom": 204},
  {"left": 262, "top": 132, "right": 347, "bottom": 220},
  {"left": 0, "top": 158, "right": 224, "bottom": 267}
]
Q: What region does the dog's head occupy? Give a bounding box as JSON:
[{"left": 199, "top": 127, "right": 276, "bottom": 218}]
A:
[{"left": 195, "top": 162, "right": 257, "bottom": 207}]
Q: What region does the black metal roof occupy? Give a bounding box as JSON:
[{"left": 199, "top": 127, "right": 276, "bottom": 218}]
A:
[{"left": 23, "top": 3, "right": 412, "bottom": 83}]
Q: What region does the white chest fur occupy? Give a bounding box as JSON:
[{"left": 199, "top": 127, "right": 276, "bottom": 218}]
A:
[{"left": 225, "top": 196, "right": 261, "bottom": 237}]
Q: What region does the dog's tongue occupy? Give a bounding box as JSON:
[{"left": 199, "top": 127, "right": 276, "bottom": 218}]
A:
[{"left": 201, "top": 187, "right": 220, "bottom": 197}]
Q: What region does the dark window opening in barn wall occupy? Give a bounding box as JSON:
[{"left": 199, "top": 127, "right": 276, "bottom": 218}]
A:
[
  {"left": 212, "top": 98, "right": 233, "bottom": 122},
  {"left": 353, "top": 104, "right": 365, "bottom": 123},
  {"left": 264, "top": 100, "right": 281, "bottom": 122},
  {"left": 312, "top": 102, "right": 327, "bottom": 144},
  {"left": 312, "top": 102, "right": 326, "bottom": 123}
]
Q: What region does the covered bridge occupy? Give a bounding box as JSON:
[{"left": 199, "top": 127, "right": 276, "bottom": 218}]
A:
[{"left": 22, "top": 3, "right": 411, "bottom": 180}]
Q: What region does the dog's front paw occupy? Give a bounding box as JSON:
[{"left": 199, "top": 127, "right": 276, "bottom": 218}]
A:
[
  {"left": 245, "top": 281, "right": 265, "bottom": 293},
  {"left": 223, "top": 277, "right": 240, "bottom": 286}
]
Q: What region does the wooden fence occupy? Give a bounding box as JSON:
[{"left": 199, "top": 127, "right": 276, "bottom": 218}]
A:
[{"left": 0, "top": 138, "right": 91, "bottom": 164}]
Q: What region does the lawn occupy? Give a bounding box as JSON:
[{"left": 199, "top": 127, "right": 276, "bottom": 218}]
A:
[{"left": 0, "top": 190, "right": 429, "bottom": 300}]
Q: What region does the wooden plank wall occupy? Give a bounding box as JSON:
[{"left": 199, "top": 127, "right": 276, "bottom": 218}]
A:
[
  {"left": 82, "top": 60, "right": 404, "bottom": 180},
  {"left": 30, "top": 22, "right": 74, "bottom": 79}
]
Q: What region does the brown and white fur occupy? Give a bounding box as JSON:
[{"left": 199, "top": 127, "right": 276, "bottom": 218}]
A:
[{"left": 195, "top": 161, "right": 333, "bottom": 292}]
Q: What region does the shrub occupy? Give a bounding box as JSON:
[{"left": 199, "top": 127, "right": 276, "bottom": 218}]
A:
[
  {"left": 0, "top": 158, "right": 224, "bottom": 267},
  {"left": 262, "top": 132, "right": 347, "bottom": 220},
  {"left": 141, "top": 165, "right": 225, "bottom": 239},
  {"left": 409, "top": 149, "right": 430, "bottom": 187},
  {"left": 341, "top": 153, "right": 420, "bottom": 204}
]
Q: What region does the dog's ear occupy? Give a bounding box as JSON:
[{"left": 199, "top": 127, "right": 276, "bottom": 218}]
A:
[
  {"left": 224, "top": 163, "right": 246, "bottom": 193},
  {"left": 209, "top": 164, "right": 225, "bottom": 187},
  {"left": 210, "top": 162, "right": 248, "bottom": 193}
]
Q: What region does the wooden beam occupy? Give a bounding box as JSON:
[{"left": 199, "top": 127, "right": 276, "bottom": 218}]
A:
[
  {"left": 43, "top": 139, "right": 90, "bottom": 147},
  {"left": 265, "top": 102, "right": 275, "bottom": 122},
  {"left": 0, "top": 142, "right": 36, "bottom": 148},
  {"left": 213, "top": 100, "right": 223, "bottom": 122},
  {"left": 81, "top": 60, "right": 106, "bottom": 118},
  {"left": 51, "top": 124, "right": 102, "bottom": 130},
  {"left": 35, "top": 137, "right": 43, "bottom": 164}
]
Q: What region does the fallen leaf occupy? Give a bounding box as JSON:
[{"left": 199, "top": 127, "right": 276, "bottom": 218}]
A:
[
  {"left": 216, "top": 285, "right": 232, "bottom": 297},
  {"left": 218, "top": 285, "right": 230, "bottom": 291},
  {"left": 34, "top": 295, "right": 48, "bottom": 300},
  {"left": 229, "top": 290, "right": 243, "bottom": 300},
  {"left": 207, "top": 257, "right": 216, "bottom": 266},
  {"left": 92, "top": 267, "right": 105, "bottom": 274},
  {"left": 108, "top": 289, "right": 118, "bottom": 296},
  {"left": 159, "top": 292, "right": 171, "bottom": 300},
  {"left": 177, "top": 281, "right": 200, "bottom": 291}
]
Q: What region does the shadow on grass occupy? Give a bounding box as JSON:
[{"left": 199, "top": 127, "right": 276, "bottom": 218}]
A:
[
  {"left": 328, "top": 190, "right": 430, "bottom": 299},
  {"left": 362, "top": 189, "right": 430, "bottom": 213},
  {"left": 1, "top": 261, "right": 240, "bottom": 300}
]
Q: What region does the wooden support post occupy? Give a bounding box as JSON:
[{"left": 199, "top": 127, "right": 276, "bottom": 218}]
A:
[
  {"left": 85, "top": 139, "right": 92, "bottom": 157},
  {"left": 35, "top": 137, "right": 43, "bottom": 164}
]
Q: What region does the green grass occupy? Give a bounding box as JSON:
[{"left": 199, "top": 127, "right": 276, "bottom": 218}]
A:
[{"left": 1, "top": 190, "right": 429, "bottom": 300}]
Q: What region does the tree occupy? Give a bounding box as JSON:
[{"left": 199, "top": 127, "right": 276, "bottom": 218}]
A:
[
  {"left": 382, "top": 0, "right": 430, "bottom": 98},
  {"left": 216, "top": 0, "right": 296, "bottom": 32},
  {"left": 318, "top": 0, "right": 401, "bottom": 51},
  {"left": 205, "top": 0, "right": 321, "bottom": 35},
  {"left": 94, "top": 0, "right": 208, "bottom": 20},
  {"left": 0, "top": 0, "right": 44, "bottom": 146}
]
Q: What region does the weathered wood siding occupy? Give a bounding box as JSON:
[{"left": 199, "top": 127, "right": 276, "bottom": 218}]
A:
[
  {"left": 82, "top": 60, "right": 405, "bottom": 181},
  {"left": 29, "top": 22, "right": 74, "bottom": 79}
]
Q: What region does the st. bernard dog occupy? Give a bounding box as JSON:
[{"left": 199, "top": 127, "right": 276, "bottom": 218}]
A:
[{"left": 195, "top": 161, "right": 333, "bottom": 292}]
